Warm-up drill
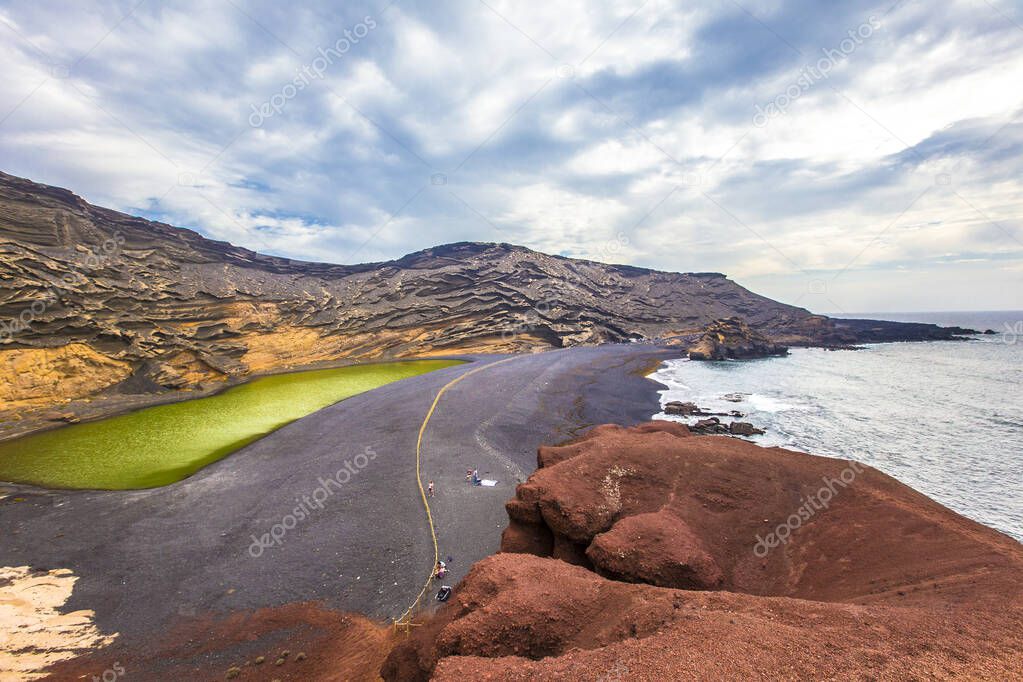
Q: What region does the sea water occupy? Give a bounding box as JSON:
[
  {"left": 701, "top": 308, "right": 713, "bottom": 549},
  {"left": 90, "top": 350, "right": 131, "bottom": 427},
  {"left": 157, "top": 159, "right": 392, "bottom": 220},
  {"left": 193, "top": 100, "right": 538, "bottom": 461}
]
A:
[{"left": 652, "top": 311, "right": 1023, "bottom": 543}]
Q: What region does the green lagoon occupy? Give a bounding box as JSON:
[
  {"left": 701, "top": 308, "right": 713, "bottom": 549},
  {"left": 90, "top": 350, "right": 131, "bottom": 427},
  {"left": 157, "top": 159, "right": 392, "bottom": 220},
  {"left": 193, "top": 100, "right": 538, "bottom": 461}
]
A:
[{"left": 0, "top": 360, "right": 461, "bottom": 490}]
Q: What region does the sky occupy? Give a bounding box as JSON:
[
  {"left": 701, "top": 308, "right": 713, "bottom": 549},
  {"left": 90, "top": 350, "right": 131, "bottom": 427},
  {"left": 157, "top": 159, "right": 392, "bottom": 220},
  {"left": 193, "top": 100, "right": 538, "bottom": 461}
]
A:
[{"left": 1, "top": 0, "right": 1021, "bottom": 314}]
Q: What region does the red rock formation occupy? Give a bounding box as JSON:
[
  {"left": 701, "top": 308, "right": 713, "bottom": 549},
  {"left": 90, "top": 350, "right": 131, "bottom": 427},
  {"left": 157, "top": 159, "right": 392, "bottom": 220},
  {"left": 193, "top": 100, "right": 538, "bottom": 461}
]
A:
[
  {"left": 45, "top": 603, "right": 394, "bottom": 682},
  {"left": 384, "top": 422, "right": 1023, "bottom": 680}
]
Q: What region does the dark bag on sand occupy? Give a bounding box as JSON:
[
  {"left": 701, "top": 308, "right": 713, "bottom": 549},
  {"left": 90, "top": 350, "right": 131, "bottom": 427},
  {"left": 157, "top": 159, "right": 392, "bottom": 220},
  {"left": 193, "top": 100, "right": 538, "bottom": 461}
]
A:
[{"left": 436, "top": 586, "right": 452, "bottom": 602}]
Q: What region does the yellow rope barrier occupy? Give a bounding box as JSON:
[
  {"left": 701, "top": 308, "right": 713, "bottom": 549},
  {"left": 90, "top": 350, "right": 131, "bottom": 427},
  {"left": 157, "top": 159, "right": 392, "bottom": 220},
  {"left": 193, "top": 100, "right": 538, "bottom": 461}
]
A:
[{"left": 394, "top": 356, "right": 518, "bottom": 629}]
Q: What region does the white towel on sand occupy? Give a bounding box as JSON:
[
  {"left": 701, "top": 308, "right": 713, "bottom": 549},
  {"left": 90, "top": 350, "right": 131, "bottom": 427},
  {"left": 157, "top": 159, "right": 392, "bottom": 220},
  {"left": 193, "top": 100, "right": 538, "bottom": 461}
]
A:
[{"left": 481, "top": 479, "right": 497, "bottom": 486}]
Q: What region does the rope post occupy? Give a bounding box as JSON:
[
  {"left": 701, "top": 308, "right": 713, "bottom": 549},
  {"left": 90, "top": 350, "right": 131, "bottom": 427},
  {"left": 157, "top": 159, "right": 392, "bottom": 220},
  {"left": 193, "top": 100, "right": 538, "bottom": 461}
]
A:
[{"left": 393, "top": 587, "right": 428, "bottom": 636}]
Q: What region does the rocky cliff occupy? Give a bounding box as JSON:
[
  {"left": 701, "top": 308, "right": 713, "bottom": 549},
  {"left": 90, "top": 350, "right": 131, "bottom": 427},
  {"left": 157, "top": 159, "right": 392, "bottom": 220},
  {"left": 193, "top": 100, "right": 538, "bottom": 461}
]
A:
[
  {"left": 384, "top": 422, "right": 1023, "bottom": 679},
  {"left": 685, "top": 316, "right": 789, "bottom": 360},
  {"left": 0, "top": 171, "right": 975, "bottom": 435}
]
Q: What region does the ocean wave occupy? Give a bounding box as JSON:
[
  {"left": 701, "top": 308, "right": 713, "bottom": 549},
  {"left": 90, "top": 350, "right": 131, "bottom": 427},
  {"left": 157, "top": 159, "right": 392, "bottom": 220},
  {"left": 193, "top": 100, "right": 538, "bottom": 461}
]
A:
[{"left": 648, "top": 345, "right": 1023, "bottom": 543}]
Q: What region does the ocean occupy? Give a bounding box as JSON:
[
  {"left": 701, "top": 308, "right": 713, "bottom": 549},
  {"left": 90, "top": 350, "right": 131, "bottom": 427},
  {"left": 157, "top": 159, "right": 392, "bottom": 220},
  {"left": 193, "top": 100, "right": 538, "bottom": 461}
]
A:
[{"left": 651, "top": 310, "right": 1023, "bottom": 543}]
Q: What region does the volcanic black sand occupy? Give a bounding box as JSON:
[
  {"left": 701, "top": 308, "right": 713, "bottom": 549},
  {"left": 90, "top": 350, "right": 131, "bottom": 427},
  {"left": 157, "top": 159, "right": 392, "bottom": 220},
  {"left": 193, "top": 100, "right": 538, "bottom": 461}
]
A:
[{"left": 0, "top": 344, "right": 675, "bottom": 676}]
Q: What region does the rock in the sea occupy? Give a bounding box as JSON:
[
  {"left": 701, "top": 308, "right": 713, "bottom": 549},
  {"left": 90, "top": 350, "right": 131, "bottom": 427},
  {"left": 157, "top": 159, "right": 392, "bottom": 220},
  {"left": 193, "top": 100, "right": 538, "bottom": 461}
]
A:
[
  {"left": 663, "top": 400, "right": 699, "bottom": 415},
  {"left": 663, "top": 400, "right": 748, "bottom": 422},
  {"left": 384, "top": 421, "right": 1023, "bottom": 680},
  {"left": 728, "top": 421, "right": 764, "bottom": 436},
  {"left": 693, "top": 417, "right": 720, "bottom": 429},
  {"left": 690, "top": 417, "right": 743, "bottom": 435},
  {"left": 687, "top": 318, "right": 789, "bottom": 361}
]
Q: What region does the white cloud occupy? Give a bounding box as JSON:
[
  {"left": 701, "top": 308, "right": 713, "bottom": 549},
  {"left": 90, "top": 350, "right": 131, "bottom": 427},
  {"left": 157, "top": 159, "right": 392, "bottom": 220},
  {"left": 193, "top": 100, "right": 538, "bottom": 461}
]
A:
[{"left": 0, "top": 0, "right": 1019, "bottom": 311}]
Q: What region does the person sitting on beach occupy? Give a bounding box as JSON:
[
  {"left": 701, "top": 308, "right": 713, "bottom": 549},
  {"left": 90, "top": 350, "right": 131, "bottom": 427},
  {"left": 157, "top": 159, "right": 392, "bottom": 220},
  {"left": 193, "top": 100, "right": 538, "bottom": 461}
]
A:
[
  {"left": 465, "top": 469, "right": 473, "bottom": 483},
  {"left": 471, "top": 469, "right": 481, "bottom": 486},
  {"left": 434, "top": 561, "right": 447, "bottom": 580}
]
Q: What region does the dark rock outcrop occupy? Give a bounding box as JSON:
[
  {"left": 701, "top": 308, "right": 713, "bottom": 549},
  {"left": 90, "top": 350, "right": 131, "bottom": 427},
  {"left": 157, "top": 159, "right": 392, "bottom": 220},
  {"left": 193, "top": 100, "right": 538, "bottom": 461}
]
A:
[
  {"left": 663, "top": 400, "right": 699, "bottom": 415},
  {"left": 728, "top": 421, "right": 764, "bottom": 436},
  {"left": 687, "top": 316, "right": 789, "bottom": 360},
  {"left": 663, "top": 400, "right": 744, "bottom": 419},
  {"left": 692, "top": 417, "right": 723, "bottom": 431}
]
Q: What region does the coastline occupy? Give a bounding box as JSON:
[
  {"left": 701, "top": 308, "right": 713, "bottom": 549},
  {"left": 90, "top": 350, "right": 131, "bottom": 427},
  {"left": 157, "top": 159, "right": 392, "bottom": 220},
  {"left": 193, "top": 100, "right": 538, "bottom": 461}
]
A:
[
  {"left": 386, "top": 420, "right": 1023, "bottom": 679},
  {"left": 651, "top": 336, "right": 1023, "bottom": 544},
  {"left": 1, "top": 321, "right": 987, "bottom": 446},
  {"left": 7, "top": 340, "right": 1021, "bottom": 678},
  {"left": 1, "top": 344, "right": 674, "bottom": 677},
  {"left": 0, "top": 354, "right": 483, "bottom": 444},
  {"left": 0, "top": 359, "right": 464, "bottom": 491}
]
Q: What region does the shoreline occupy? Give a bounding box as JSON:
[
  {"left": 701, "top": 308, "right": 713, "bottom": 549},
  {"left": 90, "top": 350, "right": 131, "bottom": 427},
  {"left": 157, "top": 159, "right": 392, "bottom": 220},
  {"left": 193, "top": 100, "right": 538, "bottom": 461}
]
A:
[
  {"left": 1, "top": 328, "right": 989, "bottom": 446},
  {"left": 385, "top": 420, "right": 1023, "bottom": 679},
  {"left": 0, "top": 358, "right": 464, "bottom": 492},
  {"left": 0, "top": 353, "right": 483, "bottom": 444},
  {"left": 0, "top": 344, "right": 674, "bottom": 678},
  {"left": 7, "top": 341, "right": 1020, "bottom": 678},
  {"left": 651, "top": 339, "right": 1023, "bottom": 545}
]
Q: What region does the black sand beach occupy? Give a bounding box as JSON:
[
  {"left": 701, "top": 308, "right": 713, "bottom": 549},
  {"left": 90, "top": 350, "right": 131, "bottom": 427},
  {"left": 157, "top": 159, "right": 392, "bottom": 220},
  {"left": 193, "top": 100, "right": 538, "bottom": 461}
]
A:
[{"left": 0, "top": 344, "right": 674, "bottom": 651}]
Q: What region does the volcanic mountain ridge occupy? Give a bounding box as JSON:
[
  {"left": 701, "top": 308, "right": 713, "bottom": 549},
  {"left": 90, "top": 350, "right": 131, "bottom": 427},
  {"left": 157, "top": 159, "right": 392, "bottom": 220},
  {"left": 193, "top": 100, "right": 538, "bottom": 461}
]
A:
[{"left": 0, "top": 171, "right": 974, "bottom": 436}]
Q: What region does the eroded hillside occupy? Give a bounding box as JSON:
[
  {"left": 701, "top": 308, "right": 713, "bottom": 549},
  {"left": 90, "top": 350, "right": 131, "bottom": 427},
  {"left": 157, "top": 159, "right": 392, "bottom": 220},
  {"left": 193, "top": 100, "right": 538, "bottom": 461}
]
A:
[{"left": 0, "top": 171, "right": 971, "bottom": 435}]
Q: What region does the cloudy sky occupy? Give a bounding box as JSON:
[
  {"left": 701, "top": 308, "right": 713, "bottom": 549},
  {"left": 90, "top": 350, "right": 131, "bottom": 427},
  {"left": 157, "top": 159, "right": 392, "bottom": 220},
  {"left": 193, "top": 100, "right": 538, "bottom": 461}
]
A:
[{"left": 1, "top": 0, "right": 1021, "bottom": 313}]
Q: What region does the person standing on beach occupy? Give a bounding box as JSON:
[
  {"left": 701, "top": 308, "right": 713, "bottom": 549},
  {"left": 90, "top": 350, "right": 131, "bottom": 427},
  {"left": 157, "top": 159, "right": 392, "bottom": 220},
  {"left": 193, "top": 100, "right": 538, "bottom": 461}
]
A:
[{"left": 428, "top": 480, "right": 435, "bottom": 497}]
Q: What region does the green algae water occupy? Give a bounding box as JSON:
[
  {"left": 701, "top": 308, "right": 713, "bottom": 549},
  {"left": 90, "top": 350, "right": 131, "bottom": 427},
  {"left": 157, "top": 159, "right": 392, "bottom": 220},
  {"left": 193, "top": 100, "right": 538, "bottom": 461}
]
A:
[{"left": 0, "top": 360, "right": 461, "bottom": 490}]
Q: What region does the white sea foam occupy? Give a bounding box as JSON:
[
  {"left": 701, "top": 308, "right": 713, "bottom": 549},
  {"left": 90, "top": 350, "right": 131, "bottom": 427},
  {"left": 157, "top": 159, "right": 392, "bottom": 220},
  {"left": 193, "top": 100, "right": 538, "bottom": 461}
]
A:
[
  {"left": 647, "top": 333, "right": 1023, "bottom": 543},
  {"left": 747, "top": 394, "right": 798, "bottom": 413}
]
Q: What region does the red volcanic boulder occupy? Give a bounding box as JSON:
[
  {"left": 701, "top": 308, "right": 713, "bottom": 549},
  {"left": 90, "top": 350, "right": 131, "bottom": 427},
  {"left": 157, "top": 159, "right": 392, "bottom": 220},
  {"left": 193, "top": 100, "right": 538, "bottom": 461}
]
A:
[
  {"left": 508, "top": 419, "right": 1004, "bottom": 601},
  {"left": 586, "top": 510, "right": 723, "bottom": 589},
  {"left": 385, "top": 421, "right": 1023, "bottom": 680},
  {"left": 381, "top": 554, "right": 685, "bottom": 680}
]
